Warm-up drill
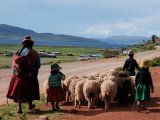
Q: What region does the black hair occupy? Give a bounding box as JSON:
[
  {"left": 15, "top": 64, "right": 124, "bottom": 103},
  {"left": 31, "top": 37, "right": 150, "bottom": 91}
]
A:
[
  {"left": 129, "top": 54, "right": 134, "bottom": 58},
  {"left": 51, "top": 70, "right": 59, "bottom": 74}
]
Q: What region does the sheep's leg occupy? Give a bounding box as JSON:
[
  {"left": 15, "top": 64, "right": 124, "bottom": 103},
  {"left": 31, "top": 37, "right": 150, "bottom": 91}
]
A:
[
  {"left": 74, "top": 98, "right": 77, "bottom": 108},
  {"left": 66, "top": 91, "right": 69, "bottom": 103},
  {"left": 105, "top": 97, "right": 109, "bottom": 112},
  {"left": 91, "top": 98, "right": 94, "bottom": 110},
  {"left": 88, "top": 98, "right": 91, "bottom": 110},
  {"left": 66, "top": 92, "right": 70, "bottom": 103},
  {"left": 78, "top": 101, "right": 81, "bottom": 109}
]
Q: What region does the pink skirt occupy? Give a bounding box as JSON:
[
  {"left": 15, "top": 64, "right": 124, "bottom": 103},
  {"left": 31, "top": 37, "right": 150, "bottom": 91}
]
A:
[{"left": 47, "top": 87, "right": 65, "bottom": 102}]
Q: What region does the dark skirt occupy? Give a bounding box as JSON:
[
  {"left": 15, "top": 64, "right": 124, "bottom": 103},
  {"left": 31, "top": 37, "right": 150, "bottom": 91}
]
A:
[
  {"left": 7, "top": 75, "right": 40, "bottom": 102},
  {"left": 47, "top": 87, "right": 65, "bottom": 102},
  {"left": 135, "top": 84, "right": 150, "bottom": 101}
]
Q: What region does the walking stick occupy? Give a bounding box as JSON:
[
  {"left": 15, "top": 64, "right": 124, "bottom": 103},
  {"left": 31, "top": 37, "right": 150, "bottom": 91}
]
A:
[
  {"left": 131, "top": 100, "right": 136, "bottom": 112},
  {"left": 7, "top": 98, "right": 9, "bottom": 106}
]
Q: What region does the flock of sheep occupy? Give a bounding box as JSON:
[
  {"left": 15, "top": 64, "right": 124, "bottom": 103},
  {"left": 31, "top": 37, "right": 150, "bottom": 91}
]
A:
[{"left": 44, "top": 69, "right": 136, "bottom": 111}]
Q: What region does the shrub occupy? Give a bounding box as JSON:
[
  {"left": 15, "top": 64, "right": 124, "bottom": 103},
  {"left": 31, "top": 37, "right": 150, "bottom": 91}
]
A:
[{"left": 149, "top": 57, "right": 160, "bottom": 67}]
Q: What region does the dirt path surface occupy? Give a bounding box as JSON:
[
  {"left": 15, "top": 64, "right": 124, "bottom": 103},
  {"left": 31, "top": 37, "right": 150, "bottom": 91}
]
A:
[
  {"left": 0, "top": 46, "right": 160, "bottom": 106},
  {"left": 59, "top": 66, "right": 160, "bottom": 120}
]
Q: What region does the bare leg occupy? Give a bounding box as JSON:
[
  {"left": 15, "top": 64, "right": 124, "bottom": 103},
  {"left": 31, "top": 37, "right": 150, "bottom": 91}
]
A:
[
  {"left": 17, "top": 99, "right": 23, "bottom": 113},
  {"left": 51, "top": 101, "right": 56, "bottom": 110},
  {"left": 28, "top": 100, "right": 35, "bottom": 110},
  {"left": 55, "top": 101, "right": 60, "bottom": 110},
  {"left": 137, "top": 101, "right": 141, "bottom": 112}
]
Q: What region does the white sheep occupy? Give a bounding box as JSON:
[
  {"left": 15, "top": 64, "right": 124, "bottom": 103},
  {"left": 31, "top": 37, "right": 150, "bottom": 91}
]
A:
[
  {"left": 43, "top": 80, "right": 49, "bottom": 97},
  {"left": 63, "top": 75, "right": 78, "bottom": 102},
  {"left": 107, "top": 69, "right": 118, "bottom": 77},
  {"left": 74, "top": 80, "right": 86, "bottom": 109},
  {"left": 83, "top": 80, "right": 100, "bottom": 110},
  {"left": 68, "top": 78, "right": 82, "bottom": 102},
  {"left": 101, "top": 79, "right": 117, "bottom": 111},
  {"left": 128, "top": 76, "right": 135, "bottom": 88}
]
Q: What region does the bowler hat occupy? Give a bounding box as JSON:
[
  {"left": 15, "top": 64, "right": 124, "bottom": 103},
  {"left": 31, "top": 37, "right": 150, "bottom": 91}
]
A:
[
  {"left": 139, "top": 60, "right": 149, "bottom": 68},
  {"left": 51, "top": 63, "right": 61, "bottom": 71},
  {"left": 22, "top": 36, "right": 34, "bottom": 44}
]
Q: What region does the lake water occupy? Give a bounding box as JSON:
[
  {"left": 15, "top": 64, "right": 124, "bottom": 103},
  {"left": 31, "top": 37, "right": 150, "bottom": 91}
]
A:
[{"left": 0, "top": 39, "right": 126, "bottom": 48}]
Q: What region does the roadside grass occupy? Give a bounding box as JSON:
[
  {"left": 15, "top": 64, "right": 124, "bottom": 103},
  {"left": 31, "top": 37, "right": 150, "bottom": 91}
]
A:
[
  {"left": 0, "top": 94, "right": 63, "bottom": 120},
  {"left": 0, "top": 44, "right": 100, "bottom": 69},
  {"left": 128, "top": 44, "right": 156, "bottom": 53}
]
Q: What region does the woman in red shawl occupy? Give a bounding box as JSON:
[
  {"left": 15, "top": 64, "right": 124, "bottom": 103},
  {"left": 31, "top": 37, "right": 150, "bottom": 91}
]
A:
[{"left": 7, "top": 36, "right": 40, "bottom": 114}]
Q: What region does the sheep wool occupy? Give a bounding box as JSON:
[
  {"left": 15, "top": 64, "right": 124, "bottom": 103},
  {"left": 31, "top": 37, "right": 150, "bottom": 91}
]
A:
[
  {"left": 83, "top": 80, "right": 100, "bottom": 110},
  {"left": 75, "top": 80, "right": 86, "bottom": 108},
  {"left": 101, "top": 77, "right": 117, "bottom": 111}
]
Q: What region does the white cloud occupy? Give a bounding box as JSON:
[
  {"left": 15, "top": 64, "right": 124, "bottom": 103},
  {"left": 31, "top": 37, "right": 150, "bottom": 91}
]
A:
[{"left": 83, "top": 16, "right": 160, "bottom": 37}]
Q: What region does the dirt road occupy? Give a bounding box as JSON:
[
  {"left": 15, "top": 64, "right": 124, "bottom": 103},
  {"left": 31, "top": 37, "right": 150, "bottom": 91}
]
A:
[{"left": 0, "top": 46, "right": 160, "bottom": 105}]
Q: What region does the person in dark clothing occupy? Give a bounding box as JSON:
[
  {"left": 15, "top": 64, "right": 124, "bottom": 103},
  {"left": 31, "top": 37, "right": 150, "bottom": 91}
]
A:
[
  {"left": 123, "top": 50, "right": 139, "bottom": 77},
  {"left": 135, "top": 60, "right": 154, "bottom": 112}
]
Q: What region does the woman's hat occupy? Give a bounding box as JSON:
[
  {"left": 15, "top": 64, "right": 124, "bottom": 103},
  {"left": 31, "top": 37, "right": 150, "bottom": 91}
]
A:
[
  {"left": 139, "top": 60, "right": 150, "bottom": 68},
  {"left": 128, "top": 50, "right": 134, "bottom": 55},
  {"left": 51, "top": 63, "right": 61, "bottom": 71},
  {"left": 22, "top": 36, "right": 34, "bottom": 44}
]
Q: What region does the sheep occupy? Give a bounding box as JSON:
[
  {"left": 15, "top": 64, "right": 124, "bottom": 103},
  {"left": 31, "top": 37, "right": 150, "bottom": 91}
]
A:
[
  {"left": 74, "top": 80, "right": 86, "bottom": 109},
  {"left": 83, "top": 80, "right": 100, "bottom": 110},
  {"left": 128, "top": 76, "right": 136, "bottom": 100},
  {"left": 101, "top": 79, "right": 117, "bottom": 111},
  {"left": 115, "top": 77, "right": 133, "bottom": 105},
  {"left": 68, "top": 78, "right": 82, "bottom": 102},
  {"left": 43, "top": 79, "right": 49, "bottom": 105},
  {"left": 63, "top": 75, "right": 78, "bottom": 102},
  {"left": 107, "top": 69, "right": 118, "bottom": 77},
  {"left": 99, "top": 71, "right": 108, "bottom": 78},
  {"left": 128, "top": 76, "right": 136, "bottom": 88}
]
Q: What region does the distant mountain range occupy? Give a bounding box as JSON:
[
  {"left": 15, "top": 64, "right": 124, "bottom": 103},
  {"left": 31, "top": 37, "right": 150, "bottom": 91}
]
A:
[
  {"left": 0, "top": 24, "right": 149, "bottom": 48},
  {"left": 96, "top": 36, "right": 150, "bottom": 45}
]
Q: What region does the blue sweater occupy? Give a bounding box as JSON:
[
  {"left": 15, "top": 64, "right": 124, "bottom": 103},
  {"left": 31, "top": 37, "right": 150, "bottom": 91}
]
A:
[{"left": 48, "top": 72, "right": 65, "bottom": 87}]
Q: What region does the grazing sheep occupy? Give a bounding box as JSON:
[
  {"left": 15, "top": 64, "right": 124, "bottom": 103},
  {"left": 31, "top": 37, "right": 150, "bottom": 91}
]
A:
[
  {"left": 83, "top": 80, "right": 100, "bottom": 110},
  {"left": 74, "top": 80, "right": 86, "bottom": 109},
  {"left": 101, "top": 79, "right": 117, "bottom": 111}
]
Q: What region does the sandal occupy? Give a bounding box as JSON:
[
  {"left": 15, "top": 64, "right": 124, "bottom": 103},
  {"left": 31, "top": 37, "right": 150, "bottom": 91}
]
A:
[
  {"left": 17, "top": 111, "right": 23, "bottom": 114},
  {"left": 55, "top": 106, "right": 60, "bottom": 110},
  {"left": 29, "top": 104, "right": 35, "bottom": 110},
  {"left": 52, "top": 106, "right": 57, "bottom": 111}
]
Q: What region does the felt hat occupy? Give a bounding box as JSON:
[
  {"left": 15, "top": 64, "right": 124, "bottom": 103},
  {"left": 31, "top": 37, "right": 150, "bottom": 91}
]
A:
[
  {"left": 128, "top": 50, "right": 134, "bottom": 55},
  {"left": 22, "top": 36, "right": 34, "bottom": 44},
  {"left": 51, "top": 63, "right": 61, "bottom": 71},
  {"left": 139, "top": 60, "right": 150, "bottom": 68}
]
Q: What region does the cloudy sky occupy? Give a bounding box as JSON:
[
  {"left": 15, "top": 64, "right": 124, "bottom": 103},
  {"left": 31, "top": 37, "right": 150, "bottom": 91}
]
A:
[{"left": 0, "top": 0, "right": 160, "bottom": 38}]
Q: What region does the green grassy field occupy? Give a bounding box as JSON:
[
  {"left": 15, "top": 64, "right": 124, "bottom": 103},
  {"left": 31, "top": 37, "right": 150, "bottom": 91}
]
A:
[
  {"left": 0, "top": 44, "right": 101, "bottom": 69},
  {"left": 0, "top": 94, "right": 63, "bottom": 120}
]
